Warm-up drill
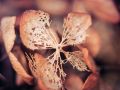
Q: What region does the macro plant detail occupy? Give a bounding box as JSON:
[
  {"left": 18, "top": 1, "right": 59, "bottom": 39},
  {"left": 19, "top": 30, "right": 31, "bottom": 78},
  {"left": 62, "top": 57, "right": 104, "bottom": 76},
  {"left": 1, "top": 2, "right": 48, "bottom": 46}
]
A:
[
  {"left": 1, "top": 10, "right": 98, "bottom": 90},
  {"left": 20, "top": 10, "right": 91, "bottom": 88}
]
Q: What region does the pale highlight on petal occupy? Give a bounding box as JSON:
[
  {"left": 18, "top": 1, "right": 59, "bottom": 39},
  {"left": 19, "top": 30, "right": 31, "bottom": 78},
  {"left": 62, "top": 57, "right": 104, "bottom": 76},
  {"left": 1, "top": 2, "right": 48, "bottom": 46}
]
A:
[
  {"left": 65, "top": 51, "right": 88, "bottom": 71},
  {"left": 20, "top": 10, "right": 59, "bottom": 50},
  {"left": 1, "top": 16, "right": 16, "bottom": 53},
  {"left": 62, "top": 12, "right": 91, "bottom": 46}
]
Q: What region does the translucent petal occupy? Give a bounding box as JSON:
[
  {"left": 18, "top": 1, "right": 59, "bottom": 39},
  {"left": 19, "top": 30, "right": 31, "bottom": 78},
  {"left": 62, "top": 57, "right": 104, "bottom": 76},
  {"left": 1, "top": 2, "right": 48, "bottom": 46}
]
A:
[
  {"left": 65, "top": 51, "right": 88, "bottom": 71},
  {"left": 1, "top": 16, "right": 16, "bottom": 53},
  {"left": 62, "top": 12, "right": 91, "bottom": 46},
  {"left": 26, "top": 53, "right": 64, "bottom": 90},
  {"left": 1, "top": 16, "right": 33, "bottom": 85},
  {"left": 20, "top": 10, "right": 59, "bottom": 50}
]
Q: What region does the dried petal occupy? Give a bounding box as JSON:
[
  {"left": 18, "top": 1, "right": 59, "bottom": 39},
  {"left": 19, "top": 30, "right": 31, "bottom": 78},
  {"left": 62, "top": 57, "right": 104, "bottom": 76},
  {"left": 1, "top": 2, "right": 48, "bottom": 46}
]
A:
[
  {"left": 1, "top": 16, "right": 33, "bottom": 85},
  {"left": 62, "top": 12, "right": 91, "bottom": 46},
  {"left": 77, "top": 46, "right": 97, "bottom": 73},
  {"left": 26, "top": 53, "right": 63, "bottom": 90},
  {"left": 65, "top": 74, "right": 83, "bottom": 90},
  {"left": 84, "top": 0, "right": 120, "bottom": 23},
  {"left": 20, "top": 10, "right": 59, "bottom": 50},
  {"left": 82, "top": 73, "right": 99, "bottom": 90},
  {"left": 19, "top": 10, "right": 93, "bottom": 89},
  {"left": 65, "top": 51, "right": 88, "bottom": 71},
  {"left": 1, "top": 16, "right": 16, "bottom": 53},
  {"left": 12, "top": 45, "right": 29, "bottom": 73},
  {"left": 9, "top": 52, "right": 33, "bottom": 85}
]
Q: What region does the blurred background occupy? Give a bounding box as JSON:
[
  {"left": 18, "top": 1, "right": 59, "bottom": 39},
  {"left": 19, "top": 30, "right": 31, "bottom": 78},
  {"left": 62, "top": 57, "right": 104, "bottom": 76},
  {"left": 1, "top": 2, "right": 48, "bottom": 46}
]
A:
[{"left": 0, "top": 0, "right": 120, "bottom": 90}]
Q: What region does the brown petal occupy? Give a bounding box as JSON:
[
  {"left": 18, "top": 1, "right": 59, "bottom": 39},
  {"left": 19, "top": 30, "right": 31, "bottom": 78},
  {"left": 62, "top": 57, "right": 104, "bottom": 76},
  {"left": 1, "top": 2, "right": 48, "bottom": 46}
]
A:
[
  {"left": 1, "top": 16, "right": 33, "bottom": 85},
  {"left": 65, "top": 74, "right": 83, "bottom": 90},
  {"left": 77, "top": 46, "right": 97, "bottom": 73},
  {"left": 9, "top": 52, "right": 33, "bottom": 85},
  {"left": 27, "top": 53, "right": 63, "bottom": 90},
  {"left": 84, "top": 0, "right": 120, "bottom": 23},
  {"left": 82, "top": 73, "right": 99, "bottom": 90},
  {"left": 85, "top": 27, "right": 101, "bottom": 57},
  {"left": 20, "top": 10, "right": 59, "bottom": 50},
  {"left": 63, "top": 12, "right": 91, "bottom": 45},
  {"left": 36, "top": 0, "right": 70, "bottom": 16},
  {"left": 1, "top": 16, "right": 16, "bottom": 53}
]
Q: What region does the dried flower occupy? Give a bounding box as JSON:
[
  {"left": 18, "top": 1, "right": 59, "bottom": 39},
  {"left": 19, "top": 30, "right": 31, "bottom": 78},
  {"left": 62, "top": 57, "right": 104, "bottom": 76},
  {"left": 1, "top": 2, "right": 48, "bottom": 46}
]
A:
[
  {"left": 1, "top": 10, "right": 92, "bottom": 90},
  {"left": 20, "top": 10, "right": 91, "bottom": 89}
]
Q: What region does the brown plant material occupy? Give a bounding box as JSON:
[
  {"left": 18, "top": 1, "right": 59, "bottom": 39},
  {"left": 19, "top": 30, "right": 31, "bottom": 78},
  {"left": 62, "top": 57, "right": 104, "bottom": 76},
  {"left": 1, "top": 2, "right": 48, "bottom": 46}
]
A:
[
  {"left": 78, "top": 47, "right": 97, "bottom": 73},
  {"left": 83, "top": 0, "right": 120, "bottom": 23},
  {"left": 1, "top": 17, "right": 33, "bottom": 85},
  {"left": 85, "top": 28, "right": 101, "bottom": 57},
  {"left": 72, "top": 0, "right": 120, "bottom": 23},
  {"left": 65, "top": 74, "right": 84, "bottom": 90},
  {"left": 20, "top": 10, "right": 91, "bottom": 89},
  {"left": 82, "top": 73, "right": 99, "bottom": 90},
  {"left": 64, "top": 47, "right": 99, "bottom": 90},
  {"left": 36, "top": 0, "right": 70, "bottom": 16},
  {"left": 20, "top": 10, "right": 92, "bottom": 89},
  {"left": 12, "top": 45, "right": 31, "bottom": 85},
  {"left": 1, "top": 10, "right": 99, "bottom": 90}
]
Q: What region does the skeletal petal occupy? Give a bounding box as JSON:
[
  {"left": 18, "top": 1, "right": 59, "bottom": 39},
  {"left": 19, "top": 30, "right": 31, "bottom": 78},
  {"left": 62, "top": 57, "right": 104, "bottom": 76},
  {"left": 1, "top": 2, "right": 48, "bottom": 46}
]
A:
[
  {"left": 26, "top": 53, "right": 63, "bottom": 90},
  {"left": 62, "top": 12, "right": 91, "bottom": 45},
  {"left": 65, "top": 51, "right": 88, "bottom": 71},
  {"left": 82, "top": 73, "right": 99, "bottom": 90},
  {"left": 20, "top": 10, "right": 59, "bottom": 50},
  {"left": 77, "top": 46, "right": 97, "bottom": 73}
]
